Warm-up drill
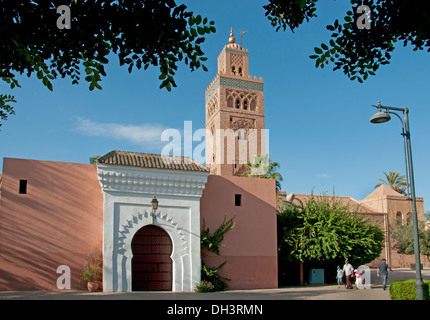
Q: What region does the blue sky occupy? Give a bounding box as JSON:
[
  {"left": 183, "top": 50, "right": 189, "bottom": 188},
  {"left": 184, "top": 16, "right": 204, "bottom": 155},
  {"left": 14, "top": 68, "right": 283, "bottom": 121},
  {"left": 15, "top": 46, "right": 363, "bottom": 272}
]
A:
[{"left": 1, "top": 0, "right": 429, "bottom": 211}]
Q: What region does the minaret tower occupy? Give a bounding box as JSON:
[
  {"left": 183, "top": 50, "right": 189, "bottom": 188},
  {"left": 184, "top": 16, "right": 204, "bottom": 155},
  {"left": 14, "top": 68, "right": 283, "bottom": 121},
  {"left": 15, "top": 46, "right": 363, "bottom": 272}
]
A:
[{"left": 205, "top": 29, "right": 266, "bottom": 176}]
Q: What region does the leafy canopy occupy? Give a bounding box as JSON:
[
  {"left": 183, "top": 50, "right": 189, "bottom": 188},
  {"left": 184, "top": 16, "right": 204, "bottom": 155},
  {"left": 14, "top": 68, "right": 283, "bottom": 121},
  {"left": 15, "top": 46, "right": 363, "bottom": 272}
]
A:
[
  {"left": 278, "top": 193, "right": 384, "bottom": 266},
  {"left": 392, "top": 219, "right": 430, "bottom": 263},
  {"left": 264, "top": 0, "right": 430, "bottom": 83},
  {"left": 0, "top": 0, "right": 216, "bottom": 127}
]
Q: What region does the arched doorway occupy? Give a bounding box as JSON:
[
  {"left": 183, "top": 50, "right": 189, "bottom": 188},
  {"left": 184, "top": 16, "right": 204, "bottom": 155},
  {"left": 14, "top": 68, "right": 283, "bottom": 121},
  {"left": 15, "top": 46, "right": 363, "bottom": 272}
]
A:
[{"left": 131, "top": 225, "right": 173, "bottom": 291}]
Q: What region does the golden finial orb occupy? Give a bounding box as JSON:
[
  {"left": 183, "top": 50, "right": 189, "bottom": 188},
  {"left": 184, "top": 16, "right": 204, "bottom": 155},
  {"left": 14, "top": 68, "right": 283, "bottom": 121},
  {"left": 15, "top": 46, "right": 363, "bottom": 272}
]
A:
[{"left": 229, "top": 28, "right": 235, "bottom": 44}]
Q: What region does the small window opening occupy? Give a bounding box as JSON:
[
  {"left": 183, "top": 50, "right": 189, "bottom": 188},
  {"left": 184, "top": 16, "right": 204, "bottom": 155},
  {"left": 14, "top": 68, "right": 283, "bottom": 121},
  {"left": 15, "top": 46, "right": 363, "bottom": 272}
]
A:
[
  {"left": 235, "top": 194, "right": 242, "bottom": 206},
  {"left": 239, "top": 67, "right": 242, "bottom": 76},
  {"left": 243, "top": 100, "right": 248, "bottom": 110},
  {"left": 232, "top": 66, "right": 236, "bottom": 74},
  {"left": 236, "top": 99, "right": 240, "bottom": 108},
  {"left": 19, "top": 180, "right": 27, "bottom": 194}
]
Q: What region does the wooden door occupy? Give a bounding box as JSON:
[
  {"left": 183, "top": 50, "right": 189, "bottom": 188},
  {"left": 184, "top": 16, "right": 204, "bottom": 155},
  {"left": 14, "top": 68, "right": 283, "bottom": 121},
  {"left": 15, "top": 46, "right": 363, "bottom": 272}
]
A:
[{"left": 131, "top": 225, "right": 173, "bottom": 291}]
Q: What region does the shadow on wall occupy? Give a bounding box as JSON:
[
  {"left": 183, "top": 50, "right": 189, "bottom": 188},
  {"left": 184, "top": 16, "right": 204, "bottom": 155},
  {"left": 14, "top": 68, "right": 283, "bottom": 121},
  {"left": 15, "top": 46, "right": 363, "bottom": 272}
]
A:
[{"left": 0, "top": 158, "right": 103, "bottom": 290}]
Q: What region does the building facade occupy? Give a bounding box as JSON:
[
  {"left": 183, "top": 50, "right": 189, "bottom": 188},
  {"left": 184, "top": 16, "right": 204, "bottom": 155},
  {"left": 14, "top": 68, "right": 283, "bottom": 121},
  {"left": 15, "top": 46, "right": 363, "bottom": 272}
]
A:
[
  {"left": 0, "top": 153, "right": 278, "bottom": 291},
  {"left": 283, "top": 185, "right": 428, "bottom": 269}
]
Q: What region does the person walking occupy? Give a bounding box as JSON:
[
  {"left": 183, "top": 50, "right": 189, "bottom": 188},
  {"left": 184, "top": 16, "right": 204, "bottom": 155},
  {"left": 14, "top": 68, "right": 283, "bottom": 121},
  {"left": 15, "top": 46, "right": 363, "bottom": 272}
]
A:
[
  {"left": 342, "top": 259, "right": 354, "bottom": 289},
  {"left": 354, "top": 269, "right": 363, "bottom": 289},
  {"left": 377, "top": 258, "right": 393, "bottom": 290},
  {"left": 336, "top": 266, "right": 343, "bottom": 288}
]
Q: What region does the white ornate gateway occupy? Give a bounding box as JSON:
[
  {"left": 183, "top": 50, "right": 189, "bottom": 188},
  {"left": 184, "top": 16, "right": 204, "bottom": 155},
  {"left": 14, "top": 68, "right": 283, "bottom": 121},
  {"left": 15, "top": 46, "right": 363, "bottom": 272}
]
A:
[{"left": 96, "top": 151, "right": 209, "bottom": 292}]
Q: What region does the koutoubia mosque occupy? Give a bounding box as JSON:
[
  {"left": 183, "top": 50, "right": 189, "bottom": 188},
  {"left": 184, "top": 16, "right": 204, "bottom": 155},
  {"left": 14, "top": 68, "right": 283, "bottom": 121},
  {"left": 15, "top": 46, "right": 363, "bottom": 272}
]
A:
[{"left": 0, "top": 30, "right": 427, "bottom": 292}]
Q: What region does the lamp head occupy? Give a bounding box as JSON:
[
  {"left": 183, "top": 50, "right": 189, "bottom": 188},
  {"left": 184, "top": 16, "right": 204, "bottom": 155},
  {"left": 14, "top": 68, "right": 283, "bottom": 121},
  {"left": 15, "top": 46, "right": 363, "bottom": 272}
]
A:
[
  {"left": 370, "top": 101, "right": 391, "bottom": 124},
  {"left": 370, "top": 110, "right": 391, "bottom": 123}
]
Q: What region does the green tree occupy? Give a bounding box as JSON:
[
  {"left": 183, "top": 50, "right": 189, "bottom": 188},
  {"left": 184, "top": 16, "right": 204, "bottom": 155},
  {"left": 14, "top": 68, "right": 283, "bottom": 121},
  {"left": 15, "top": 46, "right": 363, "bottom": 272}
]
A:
[
  {"left": 0, "top": 0, "right": 216, "bottom": 127},
  {"left": 278, "top": 193, "right": 384, "bottom": 281},
  {"left": 242, "top": 154, "right": 284, "bottom": 191},
  {"left": 375, "top": 171, "right": 408, "bottom": 195},
  {"left": 392, "top": 219, "right": 430, "bottom": 264},
  {"left": 264, "top": 0, "right": 430, "bottom": 83},
  {"left": 0, "top": 95, "right": 16, "bottom": 130}
]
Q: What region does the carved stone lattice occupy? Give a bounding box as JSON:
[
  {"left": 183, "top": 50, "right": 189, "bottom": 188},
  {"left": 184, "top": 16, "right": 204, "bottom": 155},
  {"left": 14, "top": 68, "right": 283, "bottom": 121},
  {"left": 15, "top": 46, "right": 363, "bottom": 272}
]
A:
[
  {"left": 225, "top": 88, "right": 258, "bottom": 111},
  {"left": 230, "top": 53, "right": 243, "bottom": 69},
  {"left": 207, "top": 95, "right": 218, "bottom": 118},
  {"left": 230, "top": 118, "right": 255, "bottom": 131}
]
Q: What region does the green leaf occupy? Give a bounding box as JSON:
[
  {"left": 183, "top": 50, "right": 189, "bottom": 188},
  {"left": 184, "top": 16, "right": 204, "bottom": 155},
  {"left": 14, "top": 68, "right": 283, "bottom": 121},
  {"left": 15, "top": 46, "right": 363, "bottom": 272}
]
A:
[
  {"left": 42, "top": 77, "right": 49, "bottom": 87},
  {"left": 314, "top": 47, "right": 323, "bottom": 54},
  {"left": 188, "top": 16, "right": 195, "bottom": 26},
  {"left": 197, "top": 27, "right": 205, "bottom": 35},
  {"left": 195, "top": 15, "right": 202, "bottom": 25}
]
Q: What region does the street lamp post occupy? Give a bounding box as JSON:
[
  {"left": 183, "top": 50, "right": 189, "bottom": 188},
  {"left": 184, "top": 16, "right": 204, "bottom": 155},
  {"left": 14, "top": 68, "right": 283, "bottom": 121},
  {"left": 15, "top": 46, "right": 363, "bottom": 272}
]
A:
[{"left": 370, "top": 101, "right": 424, "bottom": 300}]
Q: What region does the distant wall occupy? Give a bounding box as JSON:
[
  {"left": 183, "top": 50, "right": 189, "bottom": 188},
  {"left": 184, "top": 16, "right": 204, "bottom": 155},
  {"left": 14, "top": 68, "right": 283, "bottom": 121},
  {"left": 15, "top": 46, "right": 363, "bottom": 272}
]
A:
[
  {"left": 200, "top": 175, "right": 278, "bottom": 289},
  {"left": 0, "top": 158, "right": 103, "bottom": 290}
]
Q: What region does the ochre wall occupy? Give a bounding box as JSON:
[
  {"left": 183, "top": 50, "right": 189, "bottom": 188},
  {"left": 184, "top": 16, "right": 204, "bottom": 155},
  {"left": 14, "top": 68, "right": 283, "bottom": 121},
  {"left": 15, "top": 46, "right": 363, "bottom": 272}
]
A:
[
  {"left": 0, "top": 158, "right": 103, "bottom": 290},
  {"left": 200, "top": 175, "right": 278, "bottom": 289}
]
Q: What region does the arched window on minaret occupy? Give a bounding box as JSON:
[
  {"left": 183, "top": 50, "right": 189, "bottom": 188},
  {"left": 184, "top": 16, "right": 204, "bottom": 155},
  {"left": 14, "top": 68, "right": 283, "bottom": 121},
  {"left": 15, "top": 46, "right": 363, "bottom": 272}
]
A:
[
  {"left": 243, "top": 100, "right": 248, "bottom": 110},
  {"left": 239, "top": 67, "right": 243, "bottom": 76},
  {"left": 250, "top": 99, "right": 256, "bottom": 111},
  {"left": 232, "top": 66, "right": 236, "bottom": 74},
  {"left": 236, "top": 99, "right": 240, "bottom": 109}
]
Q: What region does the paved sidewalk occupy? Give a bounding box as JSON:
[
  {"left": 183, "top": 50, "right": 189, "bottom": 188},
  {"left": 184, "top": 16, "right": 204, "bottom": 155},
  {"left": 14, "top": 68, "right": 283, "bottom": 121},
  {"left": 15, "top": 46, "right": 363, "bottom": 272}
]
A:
[
  {"left": 0, "top": 284, "right": 390, "bottom": 300},
  {"left": 0, "top": 269, "right": 427, "bottom": 300}
]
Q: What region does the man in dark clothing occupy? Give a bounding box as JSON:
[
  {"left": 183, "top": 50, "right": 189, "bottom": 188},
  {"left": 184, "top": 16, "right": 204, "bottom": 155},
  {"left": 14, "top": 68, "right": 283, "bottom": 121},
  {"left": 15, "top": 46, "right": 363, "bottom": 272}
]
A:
[{"left": 377, "top": 258, "right": 393, "bottom": 290}]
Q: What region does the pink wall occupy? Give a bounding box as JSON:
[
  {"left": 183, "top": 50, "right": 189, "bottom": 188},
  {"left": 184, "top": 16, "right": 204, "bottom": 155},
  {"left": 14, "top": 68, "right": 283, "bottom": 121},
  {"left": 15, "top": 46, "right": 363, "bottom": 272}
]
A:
[
  {"left": 0, "top": 158, "right": 278, "bottom": 291},
  {"left": 200, "top": 175, "right": 278, "bottom": 289},
  {"left": 0, "top": 158, "right": 103, "bottom": 290}
]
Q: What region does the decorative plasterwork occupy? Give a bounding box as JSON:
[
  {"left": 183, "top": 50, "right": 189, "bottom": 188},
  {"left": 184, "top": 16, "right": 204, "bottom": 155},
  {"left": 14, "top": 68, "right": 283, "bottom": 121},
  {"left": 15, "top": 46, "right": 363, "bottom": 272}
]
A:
[
  {"left": 116, "top": 208, "right": 188, "bottom": 257},
  {"left": 97, "top": 162, "right": 207, "bottom": 292},
  {"left": 205, "top": 76, "right": 264, "bottom": 104},
  {"left": 97, "top": 164, "right": 208, "bottom": 197},
  {"left": 230, "top": 118, "right": 256, "bottom": 131},
  {"left": 226, "top": 88, "right": 258, "bottom": 111},
  {"left": 206, "top": 94, "right": 218, "bottom": 119}
]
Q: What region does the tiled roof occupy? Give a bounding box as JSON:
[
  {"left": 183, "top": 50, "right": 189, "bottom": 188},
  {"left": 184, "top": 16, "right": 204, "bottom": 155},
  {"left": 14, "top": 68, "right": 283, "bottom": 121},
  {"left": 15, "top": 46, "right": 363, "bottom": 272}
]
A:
[{"left": 96, "top": 150, "right": 209, "bottom": 172}]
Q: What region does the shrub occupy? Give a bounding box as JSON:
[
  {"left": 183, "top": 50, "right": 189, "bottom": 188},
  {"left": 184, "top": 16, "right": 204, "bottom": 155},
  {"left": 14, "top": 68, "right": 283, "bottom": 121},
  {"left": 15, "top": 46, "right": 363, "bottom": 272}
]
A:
[
  {"left": 81, "top": 249, "right": 103, "bottom": 283},
  {"left": 195, "top": 281, "right": 215, "bottom": 293},
  {"left": 389, "top": 279, "right": 430, "bottom": 300}
]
